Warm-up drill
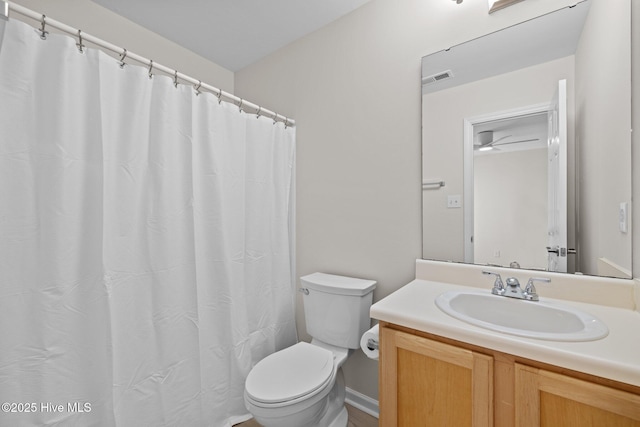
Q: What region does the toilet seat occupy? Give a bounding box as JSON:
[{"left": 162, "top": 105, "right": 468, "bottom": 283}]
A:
[{"left": 245, "top": 342, "right": 335, "bottom": 406}]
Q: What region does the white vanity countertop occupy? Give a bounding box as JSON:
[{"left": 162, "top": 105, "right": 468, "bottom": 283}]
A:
[{"left": 370, "top": 279, "right": 640, "bottom": 388}]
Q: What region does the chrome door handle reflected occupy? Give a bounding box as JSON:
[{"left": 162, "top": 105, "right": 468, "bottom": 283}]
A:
[{"left": 546, "top": 247, "right": 576, "bottom": 257}]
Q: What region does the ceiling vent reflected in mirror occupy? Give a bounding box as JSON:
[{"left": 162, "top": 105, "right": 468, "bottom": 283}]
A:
[{"left": 422, "top": 70, "right": 454, "bottom": 86}]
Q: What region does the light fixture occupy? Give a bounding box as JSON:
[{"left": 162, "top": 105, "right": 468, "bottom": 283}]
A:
[
  {"left": 452, "top": 0, "right": 463, "bottom": 4},
  {"left": 487, "top": 0, "right": 525, "bottom": 14},
  {"left": 478, "top": 146, "right": 494, "bottom": 152}
]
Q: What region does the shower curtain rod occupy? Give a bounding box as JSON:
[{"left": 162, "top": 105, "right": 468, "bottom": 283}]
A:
[{"left": 2, "top": 1, "right": 295, "bottom": 127}]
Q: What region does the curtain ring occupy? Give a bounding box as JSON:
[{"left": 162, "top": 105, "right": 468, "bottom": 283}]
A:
[
  {"left": 284, "top": 117, "right": 289, "bottom": 129},
  {"left": 148, "top": 60, "right": 154, "bottom": 79},
  {"left": 217, "top": 90, "right": 223, "bottom": 104},
  {"left": 76, "top": 30, "right": 85, "bottom": 53},
  {"left": 119, "top": 48, "right": 127, "bottom": 68},
  {"left": 39, "top": 14, "right": 48, "bottom": 40},
  {"left": 173, "top": 70, "right": 179, "bottom": 88},
  {"left": 273, "top": 113, "right": 278, "bottom": 125},
  {"left": 194, "top": 80, "right": 202, "bottom": 96},
  {"left": 238, "top": 99, "right": 244, "bottom": 113},
  {"left": 256, "top": 106, "right": 262, "bottom": 119}
]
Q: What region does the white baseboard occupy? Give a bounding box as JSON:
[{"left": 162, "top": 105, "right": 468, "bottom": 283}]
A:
[{"left": 345, "top": 387, "right": 379, "bottom": 419}]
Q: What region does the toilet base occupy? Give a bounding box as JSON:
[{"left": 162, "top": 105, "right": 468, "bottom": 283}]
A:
[
  {"left": 327, "top": 406, "right": 348, "bottom": 427},
  {"left": 316, "top": 368, "right": 347, "bottom": 427}
]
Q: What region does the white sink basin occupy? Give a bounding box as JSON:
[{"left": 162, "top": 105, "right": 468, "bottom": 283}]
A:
[{"left": 435, "top": 290, "right": 608, "bottom": 342}]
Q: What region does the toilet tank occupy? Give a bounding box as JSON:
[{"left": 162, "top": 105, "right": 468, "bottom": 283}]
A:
[{"left": 300, "top": 273, "right": 376, "bottom": 349}]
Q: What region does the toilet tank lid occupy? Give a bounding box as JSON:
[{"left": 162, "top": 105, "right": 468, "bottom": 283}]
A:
[{"left": 300, "top": 273, "right": 376, "bottom": 296}]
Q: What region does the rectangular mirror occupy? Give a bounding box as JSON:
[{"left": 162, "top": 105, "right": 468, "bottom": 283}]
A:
[{"left": 421, "top": 0, "right": 633, "bottom": 278}]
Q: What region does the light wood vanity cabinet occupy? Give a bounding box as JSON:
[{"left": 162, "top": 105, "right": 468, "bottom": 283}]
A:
[
  {"left": 379, "top": 323, "right": 640, "bottom": 427},
  {"left": 515, "top": 364, "right": 640, "bottom": 427},
  {"left": 379, "top": 325, "right": 493, "bottom": 426}
]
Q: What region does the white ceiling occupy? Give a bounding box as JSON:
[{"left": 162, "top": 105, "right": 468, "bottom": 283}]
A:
[{"left": 91, "top": 0, "right": 373, "bottom": 71}]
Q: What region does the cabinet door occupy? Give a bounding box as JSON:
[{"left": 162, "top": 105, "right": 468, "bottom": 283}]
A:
[
  {"left": 515, "top": 363, "right": 640, "bottom": 427},
  {"left": 379, "top": 327, "right": 493, "bottom": 427}
]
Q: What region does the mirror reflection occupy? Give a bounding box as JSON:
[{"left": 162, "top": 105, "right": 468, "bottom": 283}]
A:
[
  {"left": 473, "top": 111, "right": 550, "bottom": 271},
  {"left": 421, "top": 0, "right": 632, "bottom": 278}
]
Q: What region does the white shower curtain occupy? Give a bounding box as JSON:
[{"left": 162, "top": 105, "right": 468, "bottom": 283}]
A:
[{"left": 0, "top": 19, "right": 296, "bottom": 427}]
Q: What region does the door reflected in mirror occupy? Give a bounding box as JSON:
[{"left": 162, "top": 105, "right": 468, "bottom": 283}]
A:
[{"left": 421, "top": 0, "right": 632, "bottom": 278}]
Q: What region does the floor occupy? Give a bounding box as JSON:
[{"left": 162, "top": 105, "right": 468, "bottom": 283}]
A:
[{"left": 234, "top": 403, "right": 379, "bottom": 427}]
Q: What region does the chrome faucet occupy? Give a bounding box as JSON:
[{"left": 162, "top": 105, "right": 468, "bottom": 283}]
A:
[
  {"left": 505, "top": 277, "right": 525, "bottom": 299},
  {"left": 482, "top": 271, "right": 551, "bottom": 301}
]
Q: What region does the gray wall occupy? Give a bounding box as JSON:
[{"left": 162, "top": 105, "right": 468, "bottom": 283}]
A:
[
  {"left": 575, "top": 0, "right": 632, "bottom": 277},
  {"left": 474, "top": 148, "right": 548, "bottom": 270}
]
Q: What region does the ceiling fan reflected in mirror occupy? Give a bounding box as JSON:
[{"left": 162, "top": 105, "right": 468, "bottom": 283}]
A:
[{"left": 474, "top": 130, "right": 539, "bottom": 151}]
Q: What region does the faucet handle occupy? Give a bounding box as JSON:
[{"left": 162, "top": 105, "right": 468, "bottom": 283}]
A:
[
  {"left": 524, "top": 277, "right": 550, "bottom": 301},
  {"left": 482, "top": 270, "right": 505, "bottom": 295}
]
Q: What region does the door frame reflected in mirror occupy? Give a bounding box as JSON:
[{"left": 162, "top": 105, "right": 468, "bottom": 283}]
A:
[{"left": 463, "top": 102, "right": 553, "bottom": 266}]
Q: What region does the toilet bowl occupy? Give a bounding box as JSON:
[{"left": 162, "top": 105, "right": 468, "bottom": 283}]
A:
[
  {"left": 244, "top": 341, "right": 349, "bottom": 427},
  {"left": 243, "top": 273, "right": 376, "bottom": 427}
]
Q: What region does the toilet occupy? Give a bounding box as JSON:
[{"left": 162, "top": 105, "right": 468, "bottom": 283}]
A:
[{"left": 244, "top": 272, "right": 376, "bottom": 427}]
